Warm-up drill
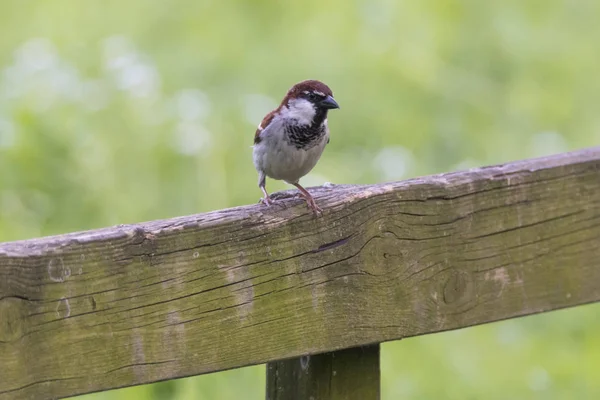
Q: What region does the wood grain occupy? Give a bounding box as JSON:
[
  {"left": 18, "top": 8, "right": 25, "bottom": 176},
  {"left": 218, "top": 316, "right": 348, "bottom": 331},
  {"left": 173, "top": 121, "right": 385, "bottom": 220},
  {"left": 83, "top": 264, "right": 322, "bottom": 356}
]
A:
[{"left": 1, "top": 147, "right": 599, "bottom": 399}]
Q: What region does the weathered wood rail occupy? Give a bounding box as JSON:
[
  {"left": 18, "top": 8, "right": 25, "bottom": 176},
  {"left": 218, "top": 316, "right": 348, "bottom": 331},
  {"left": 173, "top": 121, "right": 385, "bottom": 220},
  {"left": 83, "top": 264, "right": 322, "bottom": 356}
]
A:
[{"left": 1, "top": 147, "right": 600, "bottom": 400}]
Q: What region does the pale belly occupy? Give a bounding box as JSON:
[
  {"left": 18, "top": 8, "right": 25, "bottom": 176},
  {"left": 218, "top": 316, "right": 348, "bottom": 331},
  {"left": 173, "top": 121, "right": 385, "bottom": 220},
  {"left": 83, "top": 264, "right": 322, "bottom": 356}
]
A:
[{"left": 253, "top": 135, "right": 328, "bottom": 184}]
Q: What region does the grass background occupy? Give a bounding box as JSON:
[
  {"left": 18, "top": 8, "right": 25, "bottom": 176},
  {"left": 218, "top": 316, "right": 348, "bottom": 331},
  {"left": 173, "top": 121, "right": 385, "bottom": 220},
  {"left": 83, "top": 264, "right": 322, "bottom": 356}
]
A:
[{"left": 1, "top": 0, "right": 599, "bottom": 398}]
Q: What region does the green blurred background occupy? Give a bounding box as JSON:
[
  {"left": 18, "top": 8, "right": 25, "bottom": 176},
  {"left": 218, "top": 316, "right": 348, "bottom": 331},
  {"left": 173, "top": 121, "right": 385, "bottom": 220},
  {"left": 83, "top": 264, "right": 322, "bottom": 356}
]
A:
[{"left": 1, "top": 0, "right": 599, "bottom": 398}]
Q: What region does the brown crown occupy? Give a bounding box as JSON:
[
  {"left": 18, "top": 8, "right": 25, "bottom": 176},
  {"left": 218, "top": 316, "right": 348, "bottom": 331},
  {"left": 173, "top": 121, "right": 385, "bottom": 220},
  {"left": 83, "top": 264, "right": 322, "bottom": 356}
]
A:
[{"left": 283, "top": 80, "right": 333, "bottom": 103}]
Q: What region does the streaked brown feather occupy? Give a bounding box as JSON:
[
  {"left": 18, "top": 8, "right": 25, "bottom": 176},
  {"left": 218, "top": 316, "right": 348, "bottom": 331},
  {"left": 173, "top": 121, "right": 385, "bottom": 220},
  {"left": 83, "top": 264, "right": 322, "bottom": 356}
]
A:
[{"left": 254, "top": 109, "right": 277, "bottom": 144}]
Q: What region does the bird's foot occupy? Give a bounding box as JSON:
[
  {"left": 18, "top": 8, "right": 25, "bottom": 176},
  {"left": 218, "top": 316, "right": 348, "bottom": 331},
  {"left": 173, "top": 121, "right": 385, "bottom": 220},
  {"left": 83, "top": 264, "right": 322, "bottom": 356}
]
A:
[
  {"left": 291, "top": 184, "right": 323, "bottom": 216},
  {"left": 259, "top": 195, "right": 292, "bottom": 211},
  {"left": 299, "top": 194, "right": 322, "bottom": 216},
  {"left": 259, "top": 196, "right": 274, "bottom": 206},
  {"left": 307, "top": 200, "right": 323, "bottom": 216}
]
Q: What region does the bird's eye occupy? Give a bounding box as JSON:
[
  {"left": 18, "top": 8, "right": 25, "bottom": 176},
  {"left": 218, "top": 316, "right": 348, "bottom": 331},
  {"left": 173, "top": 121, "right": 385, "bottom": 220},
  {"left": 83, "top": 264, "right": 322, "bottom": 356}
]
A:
[{"left": 307, "top": 92, "right": 318, "bottom": 101}]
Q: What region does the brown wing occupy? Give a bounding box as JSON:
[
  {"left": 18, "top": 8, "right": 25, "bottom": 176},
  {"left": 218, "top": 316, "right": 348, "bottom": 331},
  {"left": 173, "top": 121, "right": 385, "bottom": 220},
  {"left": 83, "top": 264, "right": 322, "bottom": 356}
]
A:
[{"left": 254, "top": 110, "right": 277, "bottom": 144}]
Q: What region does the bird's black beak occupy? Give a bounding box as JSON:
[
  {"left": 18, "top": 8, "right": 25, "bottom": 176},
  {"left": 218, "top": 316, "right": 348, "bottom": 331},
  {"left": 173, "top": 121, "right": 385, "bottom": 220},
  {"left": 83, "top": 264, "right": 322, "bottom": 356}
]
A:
[{"left": 319, "top": 95, "right": 340, "bottom": 110}]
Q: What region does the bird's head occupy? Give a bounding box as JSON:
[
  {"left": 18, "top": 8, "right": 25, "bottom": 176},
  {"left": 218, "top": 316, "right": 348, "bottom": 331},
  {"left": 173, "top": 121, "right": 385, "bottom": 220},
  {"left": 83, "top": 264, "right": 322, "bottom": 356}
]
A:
[{"left": 280, "top": 80, "right": 340, "bottom": 126}]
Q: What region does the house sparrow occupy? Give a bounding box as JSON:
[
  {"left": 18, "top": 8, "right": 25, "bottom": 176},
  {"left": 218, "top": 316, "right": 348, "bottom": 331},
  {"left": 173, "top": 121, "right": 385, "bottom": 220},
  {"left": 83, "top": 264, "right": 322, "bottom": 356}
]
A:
[{"left": 252, "top": 79, "right": 340, "bottom": 215}]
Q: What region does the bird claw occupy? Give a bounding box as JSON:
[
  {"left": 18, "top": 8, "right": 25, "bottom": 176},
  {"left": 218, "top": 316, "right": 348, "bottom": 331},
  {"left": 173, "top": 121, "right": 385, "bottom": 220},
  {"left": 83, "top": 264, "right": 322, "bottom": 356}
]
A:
[
  {"left": 298, "top": 193, "right": 322, "bottom": 216},
  {"left": 259, "top": 196, "right": 274, "bottom": 206},
  {"left": 308, "top": 202, "right": 323, "bottom": 216},
  {"left": 259, "top": 191, "right": 321, "bottom": 216},
  {"left": 259, "top": 196, "right": 291, "bottom": 210}
]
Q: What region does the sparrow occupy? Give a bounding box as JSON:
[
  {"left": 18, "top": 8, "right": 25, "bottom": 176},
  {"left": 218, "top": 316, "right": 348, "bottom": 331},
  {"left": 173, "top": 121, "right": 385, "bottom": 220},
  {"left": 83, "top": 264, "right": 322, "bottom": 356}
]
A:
[{"left": 252, "top": 79, "right": 340, "bottom": 215}]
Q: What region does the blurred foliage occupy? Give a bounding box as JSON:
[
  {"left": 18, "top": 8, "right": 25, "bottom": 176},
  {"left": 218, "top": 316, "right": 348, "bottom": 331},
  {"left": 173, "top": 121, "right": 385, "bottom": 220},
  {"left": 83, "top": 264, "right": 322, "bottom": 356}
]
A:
[{"left": 1, "top": 0, "right": 599, "bottom": 399}]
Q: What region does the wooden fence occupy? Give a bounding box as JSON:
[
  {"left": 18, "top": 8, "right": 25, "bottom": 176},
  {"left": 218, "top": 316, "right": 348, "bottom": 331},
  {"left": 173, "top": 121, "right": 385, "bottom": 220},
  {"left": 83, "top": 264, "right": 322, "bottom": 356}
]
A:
[{"left": 1, "top": 147, "right": 600, "bottom": 400}]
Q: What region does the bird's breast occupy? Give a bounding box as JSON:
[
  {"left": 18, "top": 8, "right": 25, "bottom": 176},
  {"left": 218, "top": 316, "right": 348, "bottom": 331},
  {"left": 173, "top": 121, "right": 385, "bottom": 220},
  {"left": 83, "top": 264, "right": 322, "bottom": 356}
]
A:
[
  {"left": 253, "top": 125, "right": 329, "bottom": 184},
  {"left": 284, "top": 122, "right": 328, "bottom": 150}
]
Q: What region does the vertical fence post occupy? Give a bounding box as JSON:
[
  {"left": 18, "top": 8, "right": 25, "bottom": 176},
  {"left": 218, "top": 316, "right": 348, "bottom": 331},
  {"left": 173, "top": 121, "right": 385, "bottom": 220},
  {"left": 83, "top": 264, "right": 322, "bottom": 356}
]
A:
[{"left": 266, "top": 344, "right": 380, "bottom": 400}]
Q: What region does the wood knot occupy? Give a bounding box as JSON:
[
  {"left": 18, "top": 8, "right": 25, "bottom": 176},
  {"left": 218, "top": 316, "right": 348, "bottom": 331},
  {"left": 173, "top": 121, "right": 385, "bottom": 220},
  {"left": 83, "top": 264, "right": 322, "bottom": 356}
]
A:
[
  {"left": 48, "top": 257, "right": 71, "bottom": 282},
  {"left": 0, "top": 297, "right": 27, "bottom": 342},
  {"left": 56, "top": 297, "right": 71, "bottom": 318},
  {"left": 300, "top": 355, "right": 310, "bottom": 371},
  {"left": 127, "top": 228, "right": 159, "bottom": 257},
  {"left": 443, "top": 269, "right": 472, "bottom": 304}
]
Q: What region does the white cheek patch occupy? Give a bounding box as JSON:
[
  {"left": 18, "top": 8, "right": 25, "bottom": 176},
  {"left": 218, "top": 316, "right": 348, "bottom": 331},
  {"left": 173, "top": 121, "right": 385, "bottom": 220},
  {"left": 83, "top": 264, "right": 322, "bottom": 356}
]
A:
[{"left": 282, "top": 98, "right": 316, "bottom": 126}]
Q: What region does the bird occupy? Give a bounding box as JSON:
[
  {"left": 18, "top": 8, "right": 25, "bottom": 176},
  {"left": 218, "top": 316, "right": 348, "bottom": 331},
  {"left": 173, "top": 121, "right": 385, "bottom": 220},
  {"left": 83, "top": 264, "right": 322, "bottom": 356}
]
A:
[{"left": 252, "top": 79, "right": 340, "bottom": 215}]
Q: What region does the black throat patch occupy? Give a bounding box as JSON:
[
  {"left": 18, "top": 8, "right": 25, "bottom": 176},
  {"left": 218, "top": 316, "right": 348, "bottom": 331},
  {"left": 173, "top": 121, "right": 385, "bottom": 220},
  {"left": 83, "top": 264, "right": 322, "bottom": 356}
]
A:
[
  {"left": 284, "top": 123, "right": 327, "bottom": 149},
  {"left": 284, "top": 108, "right": 329, "bottom": 150}
]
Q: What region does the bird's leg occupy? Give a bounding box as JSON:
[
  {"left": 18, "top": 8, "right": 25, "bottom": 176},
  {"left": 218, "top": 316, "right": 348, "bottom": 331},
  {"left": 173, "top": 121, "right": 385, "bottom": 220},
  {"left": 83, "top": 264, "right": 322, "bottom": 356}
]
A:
[
  {"left": 292, "top": 182, "right": 323, "bottom": 215},
  {"left": 258, "top": 172, "right": 274, "bottom": 206},
  {"left": 260, "top": 185, "right": 273, "bottom": 206}
]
